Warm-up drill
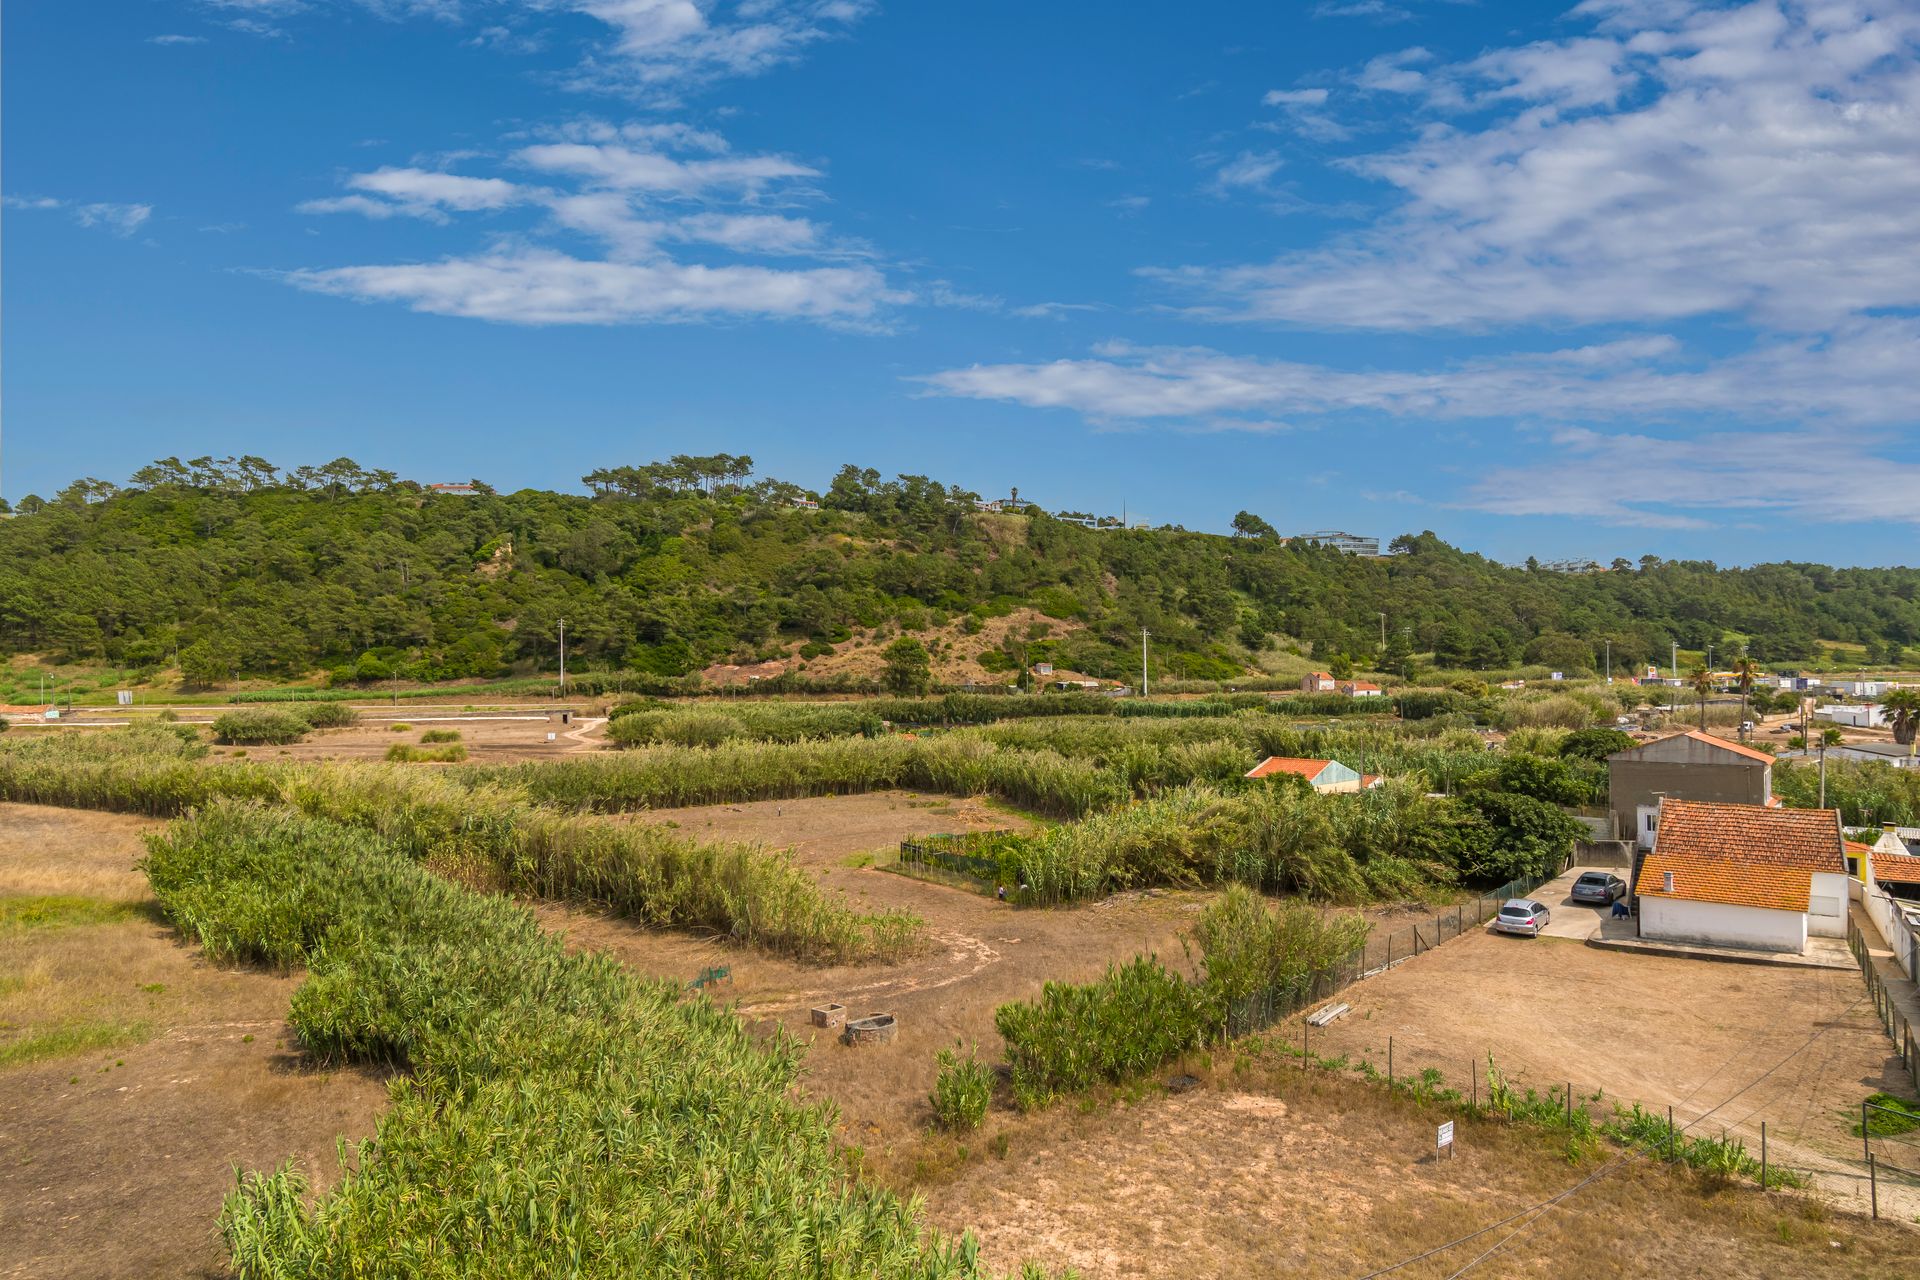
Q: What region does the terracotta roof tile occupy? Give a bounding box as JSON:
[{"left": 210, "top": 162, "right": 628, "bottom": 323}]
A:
[
  {"left": 1873, "top": 851, "right": 1920, "bottom": 885},
  {"left": 1634, "top": 799, "right": 1843, "bottom": 913}
]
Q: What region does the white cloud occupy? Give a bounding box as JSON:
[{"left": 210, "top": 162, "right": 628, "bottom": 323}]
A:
[
  {"left": 1460, "top": 428, "right": 1920, "bottom": 528},
  {"left": 75, "top": 202, "right": 154, "bottom": 235},
  {"left": 1262, "top": 88, "right": 1329, "bottom": 107},
  {"left": 288, "top": 122, "right": 893, "bottom": 325},
  {"left": 1208, "top": 150, "right": 1285, "bottom": 195},
  {"left": 919, "top": 318, "right": 1920, "bottom": 429},
  {"left": 10, "top": 196, "right": 153, "bottom": 236},
  {"left": 1159, "top": 1, "right": 1920, "bottom": 330},
  {"left": 561, "top": 0, "right": 876, "bottom": 96},
  {"left": 1315, "top": 1, "right": 1412, "bottom": 23},
  {"left": 285, "top": 248, "right": 900, "bottom": 325},
  {"left": 515, "top": 142, "right": 815, "bottom": 195},
  {"left": 147, "top": 33, "right": 210, "bottom": 45}
]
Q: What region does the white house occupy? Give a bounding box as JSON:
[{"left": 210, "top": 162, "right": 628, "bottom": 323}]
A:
[
  {"left": 1633, "top": 798, "right": 1848, "bottom": 954},
  {"left": 1835, "top": 679, "right": 1895, "bottom": 699},
  {"left": 1816, "top": 703, "right": 1885, "bottom": 729}
]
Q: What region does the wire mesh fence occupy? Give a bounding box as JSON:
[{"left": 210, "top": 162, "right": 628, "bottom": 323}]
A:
[
  {"left": 895, "top": 831, "right": 1015, "bottom": 889},
  {"left": 1226, "top": 854, "right": 1574, "bottom": 1038},
  {"left": 1846, "top": 917, "right": 1920, "bottom": 1101}
]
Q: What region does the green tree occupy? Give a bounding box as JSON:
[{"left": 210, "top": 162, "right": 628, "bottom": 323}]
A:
[
  {"left": 882, "top": 636, "right": 931, "bottom": 695},
  {"left": 1883, "top": 687, "right": 1920, "bottom": 757},
  {"left": 1689, "top": 665, "right": 1715, "bottom": 731},
  {"left": 1230, "top": 510, "right": 1278, "bottom": 540},
  {"left": 178, "top": 638, "right": 235, "bottom": 689}
]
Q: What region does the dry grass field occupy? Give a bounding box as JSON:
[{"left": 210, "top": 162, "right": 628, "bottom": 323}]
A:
[{"left": 0, "top": 804, "right": 389, "bottom": 1280}]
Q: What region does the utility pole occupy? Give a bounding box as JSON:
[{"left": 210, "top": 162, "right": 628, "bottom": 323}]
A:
[
  {"left": 1379, "top": 612, "right": 1387, "bottom": 652},
  {"left": 1141, "top": 628, "right": 1150, "bottom": 697},
  {"left": 1605, "top": 639, "right": 1612, "bottom": 684},
  {"left": 1819, "top": 731, "right": 1828, "bottom": 810},
  {"left": 558, "top": 619, "right": 568, "bottom": 693}
]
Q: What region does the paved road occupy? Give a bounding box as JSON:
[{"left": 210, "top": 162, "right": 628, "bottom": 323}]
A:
[{"left": 1495, "top": 865, "right": 1617, "bottom": 941}]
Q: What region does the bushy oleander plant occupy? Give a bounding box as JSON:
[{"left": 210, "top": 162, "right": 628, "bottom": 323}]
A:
[
  {"left": 212, "top": 709, "right": 310, "bottom": 745},
  {"left": 144, "top": 803, "right": 1013, "bottom": 1278}
]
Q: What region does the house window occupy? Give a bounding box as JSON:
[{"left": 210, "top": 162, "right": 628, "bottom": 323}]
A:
[{"left": 1645, "top": 813, "right": 1658, "bottom": 833}]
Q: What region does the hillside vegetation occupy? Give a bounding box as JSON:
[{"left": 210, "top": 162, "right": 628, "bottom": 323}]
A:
[{"left": 2, "top": 454, "right": 1916, "bottom": 689}]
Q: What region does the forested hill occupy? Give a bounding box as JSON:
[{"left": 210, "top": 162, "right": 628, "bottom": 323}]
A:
[{"left": 1, "top": 456, "right": 1915, "bottom": 687}]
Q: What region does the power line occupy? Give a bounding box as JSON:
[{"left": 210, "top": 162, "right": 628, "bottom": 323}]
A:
[{"left": 1349, "top": 988, "right": 1872, "bottom": 1280}]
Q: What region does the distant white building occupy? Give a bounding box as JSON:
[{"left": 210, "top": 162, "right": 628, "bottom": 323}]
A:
[
  {"left": 1288, "top": 529, "right": 1382, "bottom": 557},
  {"left": 1835, "top": 679, "right": 1896, "bottom": 699},
  {"left": 1816, "top": 703, "right": 1886, "bottom": 729}
]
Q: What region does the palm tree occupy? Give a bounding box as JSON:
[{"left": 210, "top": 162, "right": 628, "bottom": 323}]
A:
[
  {"left": 1884, "top": 687, "right": 1920, "bottom": 761},
  {"left": 1732, "top": 655, "right": 1760, "bottom": 740},
  {"left": 1689, "top": 665, "right": 1715, "bottom": 731}
]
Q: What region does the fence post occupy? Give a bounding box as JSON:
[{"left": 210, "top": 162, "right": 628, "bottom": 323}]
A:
[
  {"left": 1470, "top": 1061, "right": 1476, "bottom": 1111},
  {"left": 1667, "top": 1106, "right": 1675, "bottom": 1162},
  {"left": 1869, "top": 1151, "right": 1878, "bottom": 1220},
  {"left": 1388, "top": 935, "right": 1393, "bottom": 967},
  {"left": 1760, "top": 1121, "right": 1767, "bottom": 1190},
  {"left": 1303, "top": 1017, "right": 1308, "bottom": 1064},
  {"left": 1863, "top": 1102, "right": 1871, "bottom": 1166},
  {"left": 1565, "top": 1083, "right": 1572, "bottom": 1128},
  {"left": 1388, "top": 1036, "right": 1394, "bottom": 1088}
]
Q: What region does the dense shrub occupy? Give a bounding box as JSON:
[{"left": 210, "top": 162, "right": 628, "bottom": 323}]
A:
[
  {"left": 1186, "top": 887, "right": 1371, "bottom": 1031},
  {"left": 289, "top": 702, "right": 360, "bottom": 729},
  {"left": 418, "top": 728, "right": 462, "bottom": 744},
  {"left": 1558, "top": 726, "right": 1635, "bottom": 761},
  {"left": 212, "top": 710, "right": 309, "bottom": 746},
  {"left": 385, "top": 743, "right": 468, "bottom": 763},
  {"left": 930, "top": 1043, "right": 994, "bottom": 1132},
  {"left": 995, "top": 955, "right": 1205, "bottom": 1110}
]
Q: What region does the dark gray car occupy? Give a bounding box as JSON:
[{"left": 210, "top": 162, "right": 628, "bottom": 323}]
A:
[{"left": 1570, "top": 871, "right": 1627, "bottom": 905}]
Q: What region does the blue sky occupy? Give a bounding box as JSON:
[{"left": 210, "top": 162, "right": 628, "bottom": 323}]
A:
[{"left": 5, "top": 1, "right": 1918, "bottom": 565}]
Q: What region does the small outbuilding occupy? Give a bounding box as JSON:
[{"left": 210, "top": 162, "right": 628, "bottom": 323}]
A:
[{"left": 1244, "top": 757, "right": 1380, "bottom": 793}]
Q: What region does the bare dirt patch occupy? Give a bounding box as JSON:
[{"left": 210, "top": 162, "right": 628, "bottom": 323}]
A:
[
  {"left": 1303, "top": 924, "right": 1914, "bottom": 1216},
  {"left": 925, "top": 1059, "right": 1918, "bottom": 1280},
  {"left": 0, "top": 805, "right": 389, "bottom": 1280}
]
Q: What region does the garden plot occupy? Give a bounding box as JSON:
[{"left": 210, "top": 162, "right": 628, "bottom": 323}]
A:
[
  {"left": 542, "top": 790, "right": 1204, "bottom": 1135},
  {"left": 0, "top": 804, "right": 388, "bottom": 1280}
]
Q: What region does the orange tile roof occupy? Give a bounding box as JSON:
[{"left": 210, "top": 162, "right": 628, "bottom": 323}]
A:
[
  {"left": 1245, "top": 756, "right": 1332, "bottom": 780},
  {"left": 1873, "top": 851, "right": 1920, "bottom": 885},
  {"left": 1635, "top": 798, "right": 1844, "bottom": 913}
]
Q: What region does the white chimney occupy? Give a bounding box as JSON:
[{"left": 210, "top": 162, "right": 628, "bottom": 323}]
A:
[{"left": 1662, "top": 871, "right": 1675, "bottom": 893}]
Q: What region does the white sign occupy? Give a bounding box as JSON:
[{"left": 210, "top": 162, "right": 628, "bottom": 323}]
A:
[
  {"left": 43, "top": 708, "right": 60, "bottom": 720},
  {"left": 1437, "top": 1121, "right": 1454, "bottom": 1151},
  {"left": 117, "top": 690, "right": 133, "bottom": 706},
  {"left": 1550, "top": 671, "right": 1565, "bottom": 681}
]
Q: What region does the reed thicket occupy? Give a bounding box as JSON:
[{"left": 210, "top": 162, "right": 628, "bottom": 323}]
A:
[
  {"left": 0, "top": 729, "right": 919, "bottom": 963},
  {"left": 146, "top": 803, "right": 1008, "bottom": 1278}
]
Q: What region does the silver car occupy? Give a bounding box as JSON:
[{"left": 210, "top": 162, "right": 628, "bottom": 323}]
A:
[
  {"left": 1493, "top": 898, "right": 1552, "bottom": 937},
  {"left": 1570, "top": 872, "right": 1627, "bottom": 905}
]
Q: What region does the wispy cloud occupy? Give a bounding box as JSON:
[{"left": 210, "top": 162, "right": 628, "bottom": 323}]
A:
[
  {"left": 147, "top": 33, "right": 210, "bottom": 46},
  {"left": 7, "top": 196, "right": 153, "bottom": 237},
  {"left": 288, "top": 123, "right": 895, "bottom": 326},
  {"left": 1460, "top": 429, "right": 1920, "bottom": 529},
  {"left": 919, "top": 319, "right": 1920, "bottom": 430},
  {"left": 1159, "top": 2, "right": 1920, "bottom": 330},
  {"left": 287, "top": 249, "right": 901, "bottom": 326}
]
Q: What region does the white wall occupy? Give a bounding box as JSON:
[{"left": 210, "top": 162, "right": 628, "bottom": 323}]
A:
[
  {"left": 1641, "top": 896, "right": 1807, "bottom": 953},
  {"left": 1808, "top": 871, "right": 1848, "bottom": 937}
]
